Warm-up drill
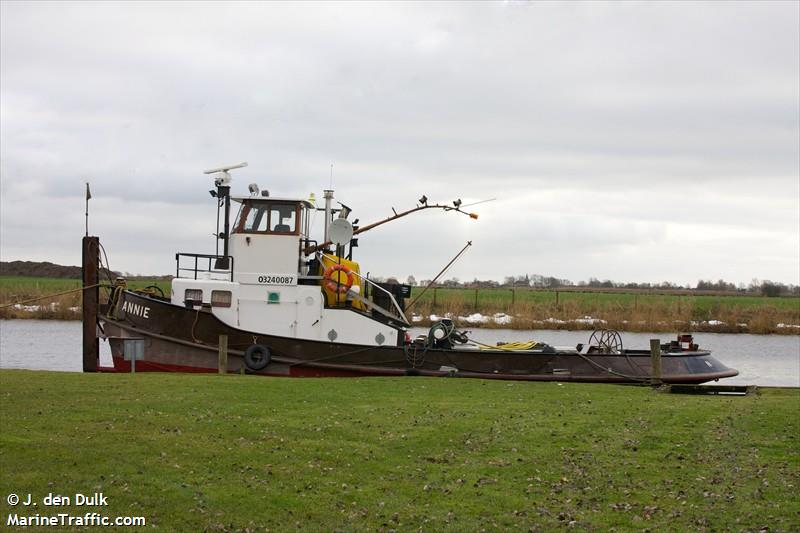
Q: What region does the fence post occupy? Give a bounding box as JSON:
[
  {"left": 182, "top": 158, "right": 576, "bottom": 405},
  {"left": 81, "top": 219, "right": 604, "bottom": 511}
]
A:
[
  {"left": 474, "top": 288, "right": 479, "bottom": 311},
  {"left": 433, "top": 288, "right": 437, "bottom": 309},
  {"left": 650, "top": 338, "right": 662, "bottom": 386},
  {"left": 218, "top": 335, "right": 228, "bottom": 374}
]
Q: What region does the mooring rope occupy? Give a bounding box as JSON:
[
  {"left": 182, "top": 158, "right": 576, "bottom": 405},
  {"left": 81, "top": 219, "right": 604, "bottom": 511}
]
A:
[
  {"left": 575, "top": 352, "right": 652, "bottom": 382},
  {"left": 0, "top": 283, "right": 105, "bottom": 310}
]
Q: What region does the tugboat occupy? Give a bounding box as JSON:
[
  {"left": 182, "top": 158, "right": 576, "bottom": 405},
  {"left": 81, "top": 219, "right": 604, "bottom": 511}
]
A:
[{"left": 98, "top": 164, "right": 738, "bottom": 383}]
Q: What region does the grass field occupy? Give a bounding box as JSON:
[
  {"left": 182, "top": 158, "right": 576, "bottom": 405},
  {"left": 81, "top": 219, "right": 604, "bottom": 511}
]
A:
[
  {"left": 1, "top": 276, "right": 798, "bottom": 334},
  {"left": 0, "top": 371, "right": 797, "bottom": 531},
  {"left": 408, "top": 287, "right": 800, "bottom": 334},
  {"left": 0, "top": 277, "right": 170, "bottom": 320}
]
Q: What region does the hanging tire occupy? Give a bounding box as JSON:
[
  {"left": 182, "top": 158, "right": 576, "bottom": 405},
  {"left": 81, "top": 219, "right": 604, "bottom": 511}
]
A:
[{"left": 244, "top": 344, "right": 271, "bottom": 371}]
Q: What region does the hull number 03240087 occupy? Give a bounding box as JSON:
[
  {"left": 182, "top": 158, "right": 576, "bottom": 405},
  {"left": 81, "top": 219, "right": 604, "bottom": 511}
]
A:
[{"left": 257, "top": 275, "right": 295, "bottom": 285}]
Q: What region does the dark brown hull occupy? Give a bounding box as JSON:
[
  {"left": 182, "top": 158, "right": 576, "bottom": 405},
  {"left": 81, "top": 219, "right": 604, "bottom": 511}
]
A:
[{"left": 99, "top": 291, "right": 739, "bottom": 384}]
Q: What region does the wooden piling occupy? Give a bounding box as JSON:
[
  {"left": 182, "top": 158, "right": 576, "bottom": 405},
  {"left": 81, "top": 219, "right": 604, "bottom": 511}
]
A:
[
  {"left": 218, "top": 335, "right": 228, "bottom": 374},
  {"left": 650, "top": 338, "right": 662, "bottom": 386},
  {"left": 82, "top": 236, "right": 99, "bottom": 373}
]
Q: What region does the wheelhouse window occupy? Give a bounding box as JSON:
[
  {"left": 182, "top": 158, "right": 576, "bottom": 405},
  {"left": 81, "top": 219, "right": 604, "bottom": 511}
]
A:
[
  {"left": 235, "top": 200, "right": 299, "bottom": 235},
  {"left": 243, "top": 205, "right": 270, "bottom": 232},
  {"left": 270, "top": 204, "right": 297, "bottom": 233}
]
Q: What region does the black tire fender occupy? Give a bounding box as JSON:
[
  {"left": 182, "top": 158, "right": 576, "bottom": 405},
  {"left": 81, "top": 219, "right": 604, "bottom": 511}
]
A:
[{"left": 244, "top": 344, "right": 271, "bottom": 371}]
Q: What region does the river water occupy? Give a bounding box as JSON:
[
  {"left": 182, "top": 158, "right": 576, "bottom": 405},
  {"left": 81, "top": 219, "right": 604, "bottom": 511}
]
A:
[{"left": 1, "top": 320, "right": 798, "bottom": 387}]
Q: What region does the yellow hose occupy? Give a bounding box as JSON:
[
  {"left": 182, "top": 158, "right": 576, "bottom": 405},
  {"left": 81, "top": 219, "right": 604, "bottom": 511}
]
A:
[{"left": 473, "top": 340, "right": 541, "bottom": 351}]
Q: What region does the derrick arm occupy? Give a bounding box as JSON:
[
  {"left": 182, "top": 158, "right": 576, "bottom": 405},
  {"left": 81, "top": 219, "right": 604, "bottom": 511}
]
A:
[{"left": 305, "top": 203, "right": 477, "bottom": 254}]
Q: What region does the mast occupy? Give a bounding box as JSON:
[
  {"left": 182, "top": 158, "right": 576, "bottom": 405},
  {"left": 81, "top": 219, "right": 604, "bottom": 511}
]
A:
[
  {"left": 323, "top": 189, "right": 334, "bottom": 247},
  {"left": 204, "top": 162, "right": 248, "bottom": 269}
]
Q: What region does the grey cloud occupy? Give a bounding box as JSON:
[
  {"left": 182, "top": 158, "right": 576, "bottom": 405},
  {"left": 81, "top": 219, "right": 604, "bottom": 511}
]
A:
[{"left": 1, "top": 1, "right": 797, "bottom": 284}]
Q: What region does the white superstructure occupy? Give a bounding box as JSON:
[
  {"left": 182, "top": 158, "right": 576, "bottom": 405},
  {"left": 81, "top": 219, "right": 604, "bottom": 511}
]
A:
[{"left": 170, "top": 172, "right": 406, "bottom": 347}]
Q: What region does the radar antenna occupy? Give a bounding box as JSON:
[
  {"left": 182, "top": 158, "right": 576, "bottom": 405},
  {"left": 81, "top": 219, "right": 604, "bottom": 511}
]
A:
[
  {"left": 204, "top": 162, "right": 247, "bottom": 270},
  {"left": 204, "top": 162, "right": 248, "bottom": 186}
]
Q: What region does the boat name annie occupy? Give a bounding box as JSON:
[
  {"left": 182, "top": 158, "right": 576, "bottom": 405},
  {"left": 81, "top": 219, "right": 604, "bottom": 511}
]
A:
[{"left": 122, "top": 301, "right": 150, "bottom": 319}]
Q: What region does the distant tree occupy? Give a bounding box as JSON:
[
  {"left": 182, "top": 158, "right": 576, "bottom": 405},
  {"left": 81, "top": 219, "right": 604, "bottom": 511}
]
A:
[
  {"left": 406, "top": 275, "right": 417, "bottom": 287},
  {"left": 761, "top": 281, "right": 782, "bottom": 297}
]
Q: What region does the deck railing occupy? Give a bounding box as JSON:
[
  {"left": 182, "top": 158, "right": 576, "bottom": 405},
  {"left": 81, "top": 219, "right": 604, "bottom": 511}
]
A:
[
  {"left": 318, "top": 252, "right": 409, "bottom": 325},
  {"left": 175, "top": 253, "right": 234, "bottom": 281}
]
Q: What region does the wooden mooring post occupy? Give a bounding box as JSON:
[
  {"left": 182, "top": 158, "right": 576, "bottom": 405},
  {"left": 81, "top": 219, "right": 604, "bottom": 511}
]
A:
[
  {"left": 650, "top": 338, "right": 662, "bottom": 386},
  {"left": 218, "top": 335, "right": 228, "bottom": 374},
  {"left": 82, "top": 236, "right": 99, "bottom": 373}
]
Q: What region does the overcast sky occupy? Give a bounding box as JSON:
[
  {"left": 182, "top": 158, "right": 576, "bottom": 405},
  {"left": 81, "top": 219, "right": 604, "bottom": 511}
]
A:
[{"left": 1, "top": 1, "right": 798, "bottom": 286}]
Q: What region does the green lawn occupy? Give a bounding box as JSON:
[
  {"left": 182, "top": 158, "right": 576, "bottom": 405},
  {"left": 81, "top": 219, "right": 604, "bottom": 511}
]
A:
[
  {"left": 0, "top": 276, "right": 170, "bottom": 297},
  {"left": 1, "top": 371, "right": 797, "bottom": 531}
]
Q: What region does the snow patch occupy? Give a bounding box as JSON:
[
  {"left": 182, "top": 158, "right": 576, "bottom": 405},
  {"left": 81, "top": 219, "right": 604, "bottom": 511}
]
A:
[
  {"left": 456, "top": 312, "right": 514, "bottom": 325},
  {"left": 459, "top": 313, "right": 488, "bottom": 324},
  {"left": 574, "top": 316, "right": 606, "bottom": 325},
  {"left": 492, "top": 313, "right": 513, "bottom": 325},
  {"left": 12, "top": 303, "right": 60, "bottom": 312}
]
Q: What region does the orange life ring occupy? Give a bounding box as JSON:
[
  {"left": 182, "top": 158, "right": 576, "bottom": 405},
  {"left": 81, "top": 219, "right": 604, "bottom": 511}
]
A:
[{"left": 323, "top": 264, "right": 355, "bottom": 294}]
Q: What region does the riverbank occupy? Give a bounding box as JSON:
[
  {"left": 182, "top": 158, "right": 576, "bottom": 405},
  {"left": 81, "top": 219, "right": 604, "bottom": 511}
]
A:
[
  {"left": 0, "top": 370, "right": 797, "bottom": 531},
  {"left": 1, "top": 277, "right": 798, "bottom": 334}
]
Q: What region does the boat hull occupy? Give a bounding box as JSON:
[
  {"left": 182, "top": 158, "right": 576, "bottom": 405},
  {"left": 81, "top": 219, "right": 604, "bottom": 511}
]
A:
[{"left": 100, "top": 291, "right": 739, "bottom": 384}]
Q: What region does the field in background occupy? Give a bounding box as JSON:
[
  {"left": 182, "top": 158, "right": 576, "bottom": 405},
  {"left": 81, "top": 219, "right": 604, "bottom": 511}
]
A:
[
  {"left": 1, "top": 276, "right": 798, "bottom": 334},
  {"left": 408, "top": 287, "right": 800, "bottom": 334},
  {"left": 0, "top": 277, "right": 170, "bottom": 320},
  {"left": 0, "top": 371, "right": 797, "bottom": 531}
]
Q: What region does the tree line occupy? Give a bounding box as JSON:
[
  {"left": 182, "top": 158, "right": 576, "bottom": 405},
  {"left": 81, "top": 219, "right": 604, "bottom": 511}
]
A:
[{"left": 400, "top": 274, "right": 799, "bottom": 297}]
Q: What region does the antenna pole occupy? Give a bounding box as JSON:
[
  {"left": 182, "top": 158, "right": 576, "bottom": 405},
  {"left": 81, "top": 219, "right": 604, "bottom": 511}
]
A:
[
  {"left": 215, "top": 197, "right": 221, "bottom": 256},
  {"left": 405, "top": 241, "right": 472, "bottom": 311},
  {"left": 219, "top": 184, "right": 231, "bottom": 268}
]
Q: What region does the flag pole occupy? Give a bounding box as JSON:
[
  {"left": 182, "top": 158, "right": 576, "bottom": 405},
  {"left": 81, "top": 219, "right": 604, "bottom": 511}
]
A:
[{"left": 85, "top": 182, "right": 91, "bottom": 236}]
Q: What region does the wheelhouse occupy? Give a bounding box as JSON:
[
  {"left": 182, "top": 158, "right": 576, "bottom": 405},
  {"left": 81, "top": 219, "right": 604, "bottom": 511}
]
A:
[{"left": 233, "top": 198, "right": 308, "bottom": 237}]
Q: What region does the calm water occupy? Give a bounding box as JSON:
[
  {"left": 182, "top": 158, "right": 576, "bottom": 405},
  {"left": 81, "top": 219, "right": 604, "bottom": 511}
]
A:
[{"left": 1, "top": 320, "right": 798, "bottom": 387}]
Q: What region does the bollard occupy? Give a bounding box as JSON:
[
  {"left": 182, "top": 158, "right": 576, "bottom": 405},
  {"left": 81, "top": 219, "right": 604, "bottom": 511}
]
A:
[
  {"left": 650, "top": 338, "right": 662, "bottom": 386},
  {"left": 218, "top": 335, "right": 228, "bottom": 374}
]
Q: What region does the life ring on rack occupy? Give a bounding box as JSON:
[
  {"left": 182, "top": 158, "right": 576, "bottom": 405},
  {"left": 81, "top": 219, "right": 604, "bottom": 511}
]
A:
[
  {"left": 244, "top": 344, "right": 271, "bottom": 371},
  {"left": 323, "top": 264, "right": 355, "bottom": 294}
]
